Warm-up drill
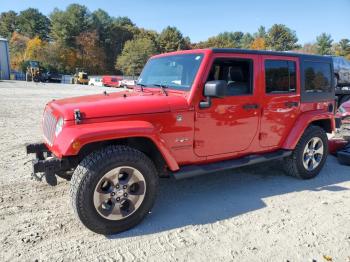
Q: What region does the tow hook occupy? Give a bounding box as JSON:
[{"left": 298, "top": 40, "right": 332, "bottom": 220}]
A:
[{"left": 25, "top": 143, "right": 71, "bottom": 186}]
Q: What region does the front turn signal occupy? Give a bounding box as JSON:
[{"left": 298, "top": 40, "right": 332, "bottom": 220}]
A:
[{"left": 72, "top": 140, "right": 81, "bottom": 151}]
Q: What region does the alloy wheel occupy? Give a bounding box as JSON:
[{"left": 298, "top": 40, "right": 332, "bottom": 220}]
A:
[
  {"left": 93, "top": 166, "right": 146, "bottom": 220},
  {"left": 302, "top": 137, "right": 324, "bottom": 171}
]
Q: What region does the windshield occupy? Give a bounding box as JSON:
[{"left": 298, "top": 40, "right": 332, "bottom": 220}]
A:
[
  {"left": 138, "top": 54, "right": 204, "bottom": 91},
  {"left": 29, "top": 61, "right": 39, "bottom": 67}
]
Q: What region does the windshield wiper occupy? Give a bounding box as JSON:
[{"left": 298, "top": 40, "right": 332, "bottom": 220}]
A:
[
  {"left": 153, "top": 84, "right": 169, "bottom": 96},
  {"left": 136, "top": 83, "right": 146, "bottom": 92}
]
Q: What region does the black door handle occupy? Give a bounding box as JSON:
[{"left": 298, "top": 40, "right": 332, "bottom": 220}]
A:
[
  {"left": 285, "top": 101, "right": 299, "bottom": 108},
  {"left": 242, "top": 103, "right": 259, "bottom": 110}
]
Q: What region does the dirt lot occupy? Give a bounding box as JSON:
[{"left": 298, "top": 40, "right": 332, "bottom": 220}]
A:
[{"left": 0, "top": 80, "right": 349, "bottom": 262}]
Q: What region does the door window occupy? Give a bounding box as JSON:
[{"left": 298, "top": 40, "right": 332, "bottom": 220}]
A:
[
  {"left": 207, "top": 58, "right": 253, "bottom": 96},
  {"left": 265, "top": 60, "right": 296, "bottom": 93}
]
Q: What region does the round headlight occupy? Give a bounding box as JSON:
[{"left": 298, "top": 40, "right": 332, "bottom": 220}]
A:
[{"left": 55, "top": 117, "right": 64, "bottom": 137}]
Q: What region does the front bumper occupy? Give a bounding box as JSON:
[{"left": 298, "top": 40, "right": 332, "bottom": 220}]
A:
[{"left": 26, "top": 143, "right": 71, "bottom": 185}]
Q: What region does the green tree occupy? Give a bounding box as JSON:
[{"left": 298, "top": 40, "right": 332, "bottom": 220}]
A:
[
  {"left": 337, "top": 38, "right": 350, "bottom": 56},
  {"left": 17, "top": 8, "right": 50, "bottom": 40},
  {"left": 157, "top": 26, "right": 190, "bottom": 52},
  {"left": 0, "top": 11, "right": 18, "bottom": 39},
  {"left": 114, "top": 16, "right": 135, "bottom": 27},
  {"left": 116, "top": 37, "right": 158, "bottom": 76},
  {"left": 91, "top": 9, "right": 113, "bottom": 42},
  {"left": 254, "top": 26, "right": 267, "bottom": 39},
  {"left": 316, "top": 33, "right": 333, "bottom": 55},
  {"left": 266, "top": 24, "right": 299, "bottom": 51},
  {"left": 102, "top": 21, "right": 135, "bottom": 73},
  {"left": 198, "top": 31, "right": 244, "bottom": 48},
  {"left": 50, "top": 4, "right": 91, "bottom": 47},
  {"left": 240, "top": 33, "right": 254, "bottom": 49}
]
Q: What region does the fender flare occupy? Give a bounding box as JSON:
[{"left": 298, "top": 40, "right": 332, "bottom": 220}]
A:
[
  {"left": 51, "top": 120, "right": 179, "bottom": 171},
  {"left": 282, "top": 111, "right": 335, "bottom": 150}
]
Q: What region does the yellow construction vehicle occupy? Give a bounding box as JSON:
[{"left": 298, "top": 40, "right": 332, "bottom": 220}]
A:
[
  {"left": 25, "top": 61, "right": 42, "bottom": 82},
  {"left": 71, "top": 68, "right": 89, "bottom": 85}
]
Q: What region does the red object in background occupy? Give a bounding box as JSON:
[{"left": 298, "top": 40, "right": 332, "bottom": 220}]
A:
[
  {"left": 328, "top": 138, "right": 349, "bottom": 155},
  {"left": 102, "top": 76, "right": 123, "bottom": 87},
  {"left": 336, "top": 100, "right": 350, "bottom": 124}
]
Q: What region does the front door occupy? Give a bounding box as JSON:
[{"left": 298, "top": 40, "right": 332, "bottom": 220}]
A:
[
  {"left": 194, "top": 55, "right": 260, "bottom": 157},
  {"left": 259, "top": 56, "right": 300, "bottom": 148}
]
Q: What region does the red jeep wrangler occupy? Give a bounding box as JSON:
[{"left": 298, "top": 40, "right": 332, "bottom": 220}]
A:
[{"left": 26, "top": 49, "right": 336, "bottom": 235}]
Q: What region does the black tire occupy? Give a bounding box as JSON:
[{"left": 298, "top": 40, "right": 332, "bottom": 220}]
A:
[
  {"left": 284, "top": 126, "right": 328, "bottom": 179},
  {"left": 70, "top": 145, "right": 159, "bottom": 235}
]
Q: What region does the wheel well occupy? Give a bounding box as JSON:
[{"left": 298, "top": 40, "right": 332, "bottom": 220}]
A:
[
  {"left": 309, "top": 119, "right": 332, "bottom": 133},
  {"left": 77, "top": 137, "right": 169, "bottom": 177}
]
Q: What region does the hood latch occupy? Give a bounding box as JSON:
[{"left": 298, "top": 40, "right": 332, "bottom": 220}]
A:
[{"left": 74, "top": 109, "right": 82, "bottom": 124}]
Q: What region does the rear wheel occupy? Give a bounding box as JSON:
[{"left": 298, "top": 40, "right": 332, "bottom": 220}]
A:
[
  {"left": 284, "top": 126, "right": 328, "bottom": 179},
  {"left": 70, "top": 145, "right": 159, "bottom": 235}
]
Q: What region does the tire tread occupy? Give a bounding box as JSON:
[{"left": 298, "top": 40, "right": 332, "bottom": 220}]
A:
[{"left": 70, "top": 145, "right": 158, "bottom": 234}]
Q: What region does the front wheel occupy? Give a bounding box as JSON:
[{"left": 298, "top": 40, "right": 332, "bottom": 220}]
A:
[
  {"left": 284, "top": 126, "right": 328, "bottom": 179},
  {"left": 70, "top": 145, "right": 159, "bottom": 235}
]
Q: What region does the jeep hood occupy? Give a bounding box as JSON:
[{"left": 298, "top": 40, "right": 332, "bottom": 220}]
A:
[{"left": 48, "top": 91, "right": 189, "bottom": 121}]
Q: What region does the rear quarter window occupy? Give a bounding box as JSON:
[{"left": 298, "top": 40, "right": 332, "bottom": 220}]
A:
[
  {"left": 300, "top": 56, "right": 334, "bottom": 103},
  {"left": 304, "top": 61, "right": 332, "bottom": 93}
]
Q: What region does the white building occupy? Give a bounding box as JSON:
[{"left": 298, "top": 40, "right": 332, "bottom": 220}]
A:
[{"left": 0, "top": 37, "right": 10, "bottom": 80}]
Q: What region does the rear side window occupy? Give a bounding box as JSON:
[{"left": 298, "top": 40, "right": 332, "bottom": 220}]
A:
[
  {"left": 265, "top": 60, "right": 296, "bottom": 93},
  {"left": 304, "top": 61, "right": 332, "bottom": 93}
]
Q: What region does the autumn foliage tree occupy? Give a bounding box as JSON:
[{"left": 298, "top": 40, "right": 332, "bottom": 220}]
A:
[
  {"left": 2, "top": 4, "right": 350, "bottom": 75},
  {"left": 76, "top": 31, "right": 107, "bottom": 74},
  {"left": 24, "top": 36, "right": 45, "bottom": 60},
  {"left": 250, "top": 37, "right": 266, "bottom": 50},
  {"left": 9, "top": 32, "right": 29, "bottom": 70}
]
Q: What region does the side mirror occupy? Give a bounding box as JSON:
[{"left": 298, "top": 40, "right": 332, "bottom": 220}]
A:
[{"left": 199, "top": 80, "right": 227, "bottom": 109}]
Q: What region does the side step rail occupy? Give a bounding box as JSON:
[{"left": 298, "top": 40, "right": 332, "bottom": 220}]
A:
[{"left": 172, "top": 150, "right": 292, "bottom": 180}]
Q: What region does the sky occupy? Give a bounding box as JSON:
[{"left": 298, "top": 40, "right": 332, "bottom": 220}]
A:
[{"left": 1, "top": 0, "right": 349, "bottom": 44}]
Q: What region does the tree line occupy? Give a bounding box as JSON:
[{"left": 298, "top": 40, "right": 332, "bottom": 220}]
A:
[{"left": 1, "top": 4, "right": 349, "bottom": 76}]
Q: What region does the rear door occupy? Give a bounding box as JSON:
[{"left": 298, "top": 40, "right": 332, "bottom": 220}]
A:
[{"left": 259, "top": 56, "right": 300, "bottom": 148}]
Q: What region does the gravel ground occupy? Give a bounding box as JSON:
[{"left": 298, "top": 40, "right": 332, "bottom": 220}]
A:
[{"left": 0, "top": 81, "right": 349, "bottom": 262}]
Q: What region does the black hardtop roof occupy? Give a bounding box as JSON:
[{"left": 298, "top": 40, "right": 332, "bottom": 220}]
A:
[{"left": 211, "top": 48, "right": 331, "bottom": 62}]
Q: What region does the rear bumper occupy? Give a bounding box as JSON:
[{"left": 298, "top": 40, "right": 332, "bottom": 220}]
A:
[{"left": 26, "top": 142, "right": 70, "bottom": 178}]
